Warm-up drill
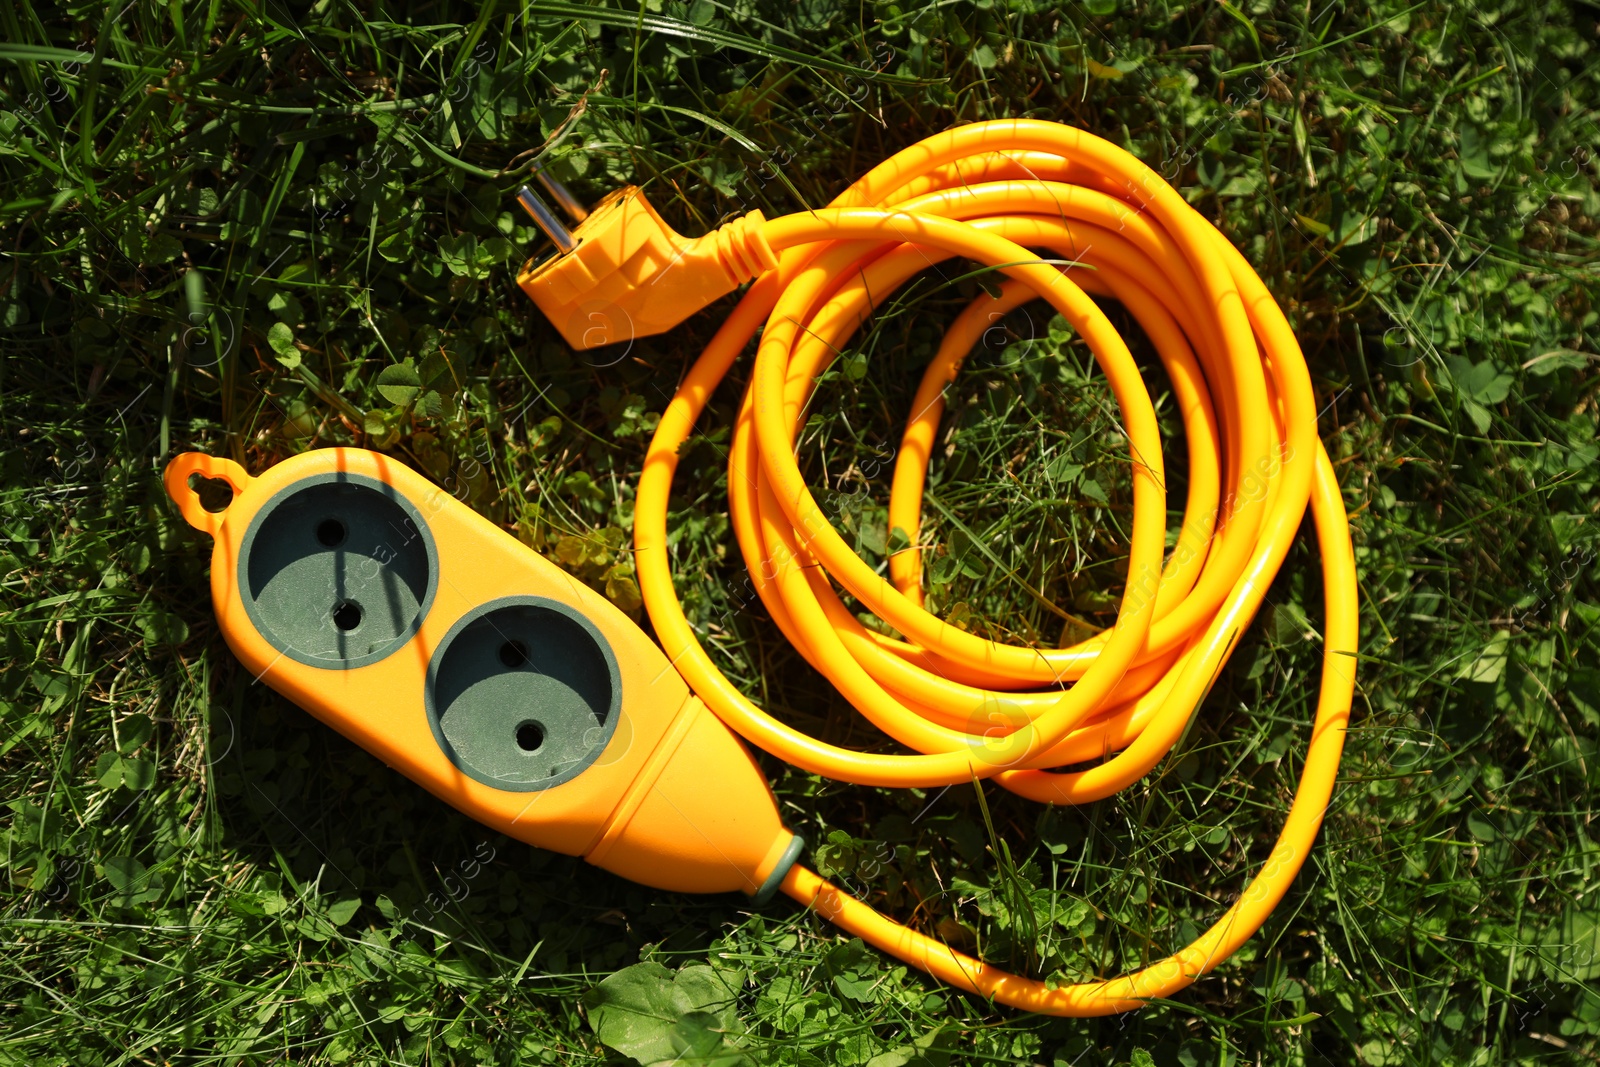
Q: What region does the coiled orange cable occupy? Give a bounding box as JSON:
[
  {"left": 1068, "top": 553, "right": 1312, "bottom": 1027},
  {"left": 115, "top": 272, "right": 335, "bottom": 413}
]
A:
[{"left": 633, "top": 120, "right": 1358, "bottom": 1016}]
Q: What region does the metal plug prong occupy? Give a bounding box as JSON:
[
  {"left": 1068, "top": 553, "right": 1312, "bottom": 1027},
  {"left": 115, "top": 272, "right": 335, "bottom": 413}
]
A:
[
  {"left": 517, "top": 185, "right": 578, "bottom": 254},
  {"left": 533, "top": 165, "right": 588, "bottom": 223}
]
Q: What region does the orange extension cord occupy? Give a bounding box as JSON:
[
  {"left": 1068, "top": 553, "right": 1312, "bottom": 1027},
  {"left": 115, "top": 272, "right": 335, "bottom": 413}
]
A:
[{"left": 632, "top": 120, "right": 1359, "bottom": 1016}]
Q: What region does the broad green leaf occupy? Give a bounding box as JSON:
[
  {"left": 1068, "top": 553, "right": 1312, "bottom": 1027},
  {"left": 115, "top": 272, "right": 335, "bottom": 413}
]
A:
[
  {"left": 666, "top": 1012, "right": 742, "bottom": 1065},
  {"left": 1296, "top": 213, "right": 1332, "bottom": 236},
  {"left": 327, "top": 897, "right": 361, "bottom": 925},
  {"left": 1525, "top": 348, "right": 1592, "bottom": 377},
  {"left": 267, "top": 321, "right": 300, "bottom": 369},
  {"left": 267, "top": 290, "right": 303, "bottom": 325},
  {"left": 1446, "top": 356, "right": 1514, "bottom": 405},
  {"left": 857, "top": 516, "right": 888, "bottom": 557},
  {"left": 1046, "top": 456, "right": 1082, "bottom": 484},
  {"left": 119, "top": 758, "right": 155, "bottom": 791},
  {"left": 1541, "top": 903, "right": 1600, "bottom": 983},
  {"left": 102, "top": 855, "right": 145, "bottom": 892},
  {"left": 278, "top": 261, "right": 315, "bottom": 285},
  {"left": 117, "top": 713, "right": 153, "bottom": 754},
  {"left": 438, "top": 234, "right": 496, "bottom": 278},
  {"left": 1458, "top": 629, "right": 1510, "bottom": 684},
  {"left": 480, "top": 236, "right": 515, "bottom": 264},
  {"left": 95, "top": 751, "right": 124, "bottom": 789},
  {"left": 376, "top": 362, "right": 422, "bottom": 407},
  {"left": 31, "top": 671, "right": 68, "bottom": 699},
  {"left": 1085, "top": 56, "right": 1124, "bottom": 80},
  {"left": 437, "top": 233, "right": 474, "bottom": 275},
  {"left": 102, "top": 856, "right": 166, "bottom": 904},
  {"left": 377, "top": 229, "right": 412, "bottom": 263},
  {"left": 1331, "top": 211, "right": 1375, "bottom": 246},
  {"left": 605, "top": 568, "right": 643, "bottom": 614},
  {"left": 138, "top": 608, "right": 189, "bottom": 647},
  {"left": 865, "top": 1050, "right": 915, "bottom": 1067},
  {"left": 583, "top": 962, "right": 748, "bottom": 1067},
  {"left": 227, "top": 895, "right": 267, "bottom": 918},
  {"left": 583, "top": 962, "right": 681, "bottom": 1065},
  {"left": 145, "top": 233, "right": 183, "bottom": 263},
  {"left": 1463, "top": 398, "right": 1492, "bottom": 435},
  {"left": 1442, "top": 357, "right": 1513, "bottom": 432},
  {"left": 1219, "top": 172, "right": 1263, "bottom": 197},
  {"left": 73, "top": 314, "right": 112, "bottom": 342},
  {"left": 833, "top": 971, "right": 878, "bottom": 1001},
  {"left": 1456, "top": 123, "right": 1498, "bottom": 180}
]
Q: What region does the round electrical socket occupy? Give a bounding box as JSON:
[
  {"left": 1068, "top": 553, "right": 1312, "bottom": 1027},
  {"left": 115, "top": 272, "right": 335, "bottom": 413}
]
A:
[
  {"left": 239, "top": 473, "right": 438, "bottom": 669},
  {"left": 424, "top": 597, "right": 622, "bottom": 792}
]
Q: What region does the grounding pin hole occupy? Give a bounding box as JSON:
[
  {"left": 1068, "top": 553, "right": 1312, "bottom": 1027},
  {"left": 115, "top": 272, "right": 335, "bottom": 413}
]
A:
[
  {"left": 515, "top": 721, "right": 544, "bottom": 752},
  {"left": 498, "top": 640, "right": 529, "bottom": 669},
  {"left": 315, "top": 517, "right": 347, "bottom": 547},
  {"left": 188, "top": 473, "right": 235, "bottom": 514},
  {"left": 331, "top": 599, "right": 363, "bottom": 632}
]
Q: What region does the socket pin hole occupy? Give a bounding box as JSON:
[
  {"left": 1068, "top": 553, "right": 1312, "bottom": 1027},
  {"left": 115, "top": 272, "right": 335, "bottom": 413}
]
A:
[
  {"left": 515, "top": 721, "right": 544, "bottom": 752},
  {"left": 316, "top": 518, "right": 347, "bottom": 547},
  {"left": 331, "top": 600, "right": 363, "bottom": 631},
  {"left": 499, "top": 640, "right": 529, "bottom": 669}
]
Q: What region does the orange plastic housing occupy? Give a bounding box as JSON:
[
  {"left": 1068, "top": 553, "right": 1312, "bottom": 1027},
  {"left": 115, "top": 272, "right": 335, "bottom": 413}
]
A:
[{"left": 164, "top": 447, "right": 798, "bottom": 897}]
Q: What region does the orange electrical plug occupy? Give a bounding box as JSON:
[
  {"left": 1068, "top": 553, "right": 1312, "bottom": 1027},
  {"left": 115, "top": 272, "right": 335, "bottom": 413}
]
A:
[
  {"left": 515, "top": 185, "right": 777, "bottom": 350},
  {"left": 164, "top": 447, "right": 802, "bottom": 899}
]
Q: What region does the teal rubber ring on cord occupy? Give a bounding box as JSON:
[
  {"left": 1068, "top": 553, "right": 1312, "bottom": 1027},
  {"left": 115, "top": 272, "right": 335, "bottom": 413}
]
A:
[{"left": 752, "top": 834, "right": 805, "bottom": 905}]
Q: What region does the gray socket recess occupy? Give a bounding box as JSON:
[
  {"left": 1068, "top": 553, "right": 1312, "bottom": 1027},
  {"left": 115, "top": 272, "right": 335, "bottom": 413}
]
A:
[
  {"left": 238, "top": 472, "right": 438, "bottom": 670},
  {"left": 425, "top": 596, "right": 621, "bottom": 792}
]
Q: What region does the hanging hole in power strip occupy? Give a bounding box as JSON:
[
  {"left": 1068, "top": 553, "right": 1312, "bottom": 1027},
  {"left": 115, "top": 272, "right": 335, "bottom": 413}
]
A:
[{"left": 188, "top": 472, "right": 235, "bottom": 513}]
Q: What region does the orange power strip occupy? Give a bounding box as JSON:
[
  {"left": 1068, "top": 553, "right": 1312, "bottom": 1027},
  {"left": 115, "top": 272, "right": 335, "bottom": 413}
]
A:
[{"left": 168, "top": 119, "right": 1357, "bottom": 1016}]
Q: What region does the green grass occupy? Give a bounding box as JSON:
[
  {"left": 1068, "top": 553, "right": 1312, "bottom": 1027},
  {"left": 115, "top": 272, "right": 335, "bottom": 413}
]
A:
[{"left": 2, "top": 0, "right": 1599, "bottom": 1064}]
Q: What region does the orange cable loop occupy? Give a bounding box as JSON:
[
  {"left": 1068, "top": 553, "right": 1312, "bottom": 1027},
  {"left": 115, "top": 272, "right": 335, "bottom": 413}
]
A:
[{"left": 630, "top": 120, "right": 1358, "bottom": 1016}]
